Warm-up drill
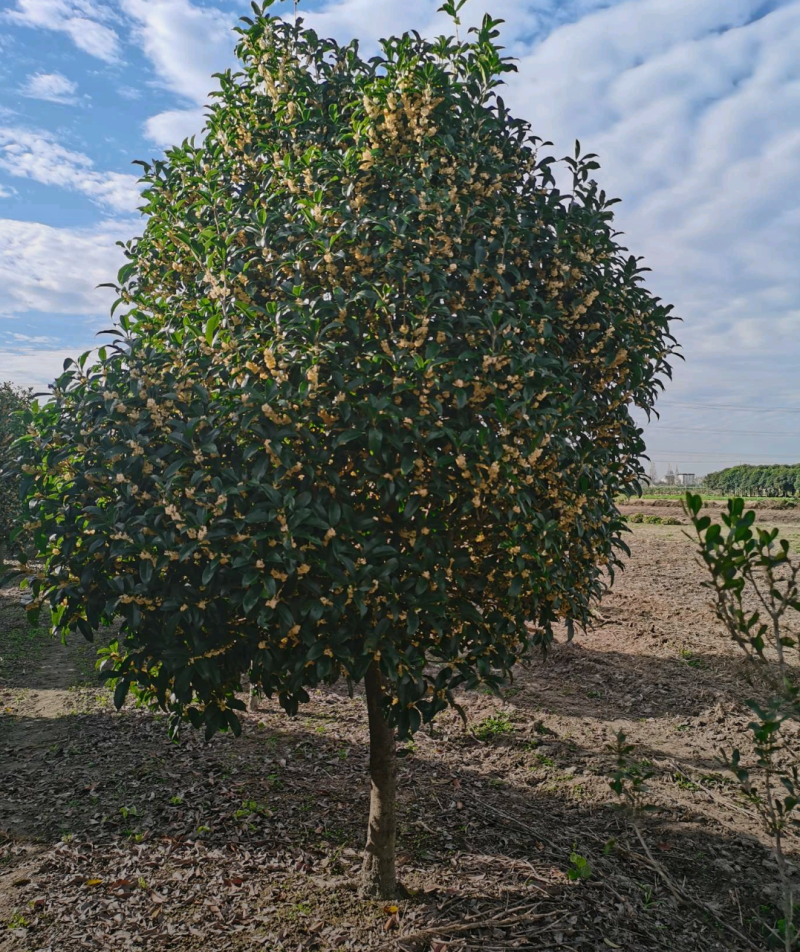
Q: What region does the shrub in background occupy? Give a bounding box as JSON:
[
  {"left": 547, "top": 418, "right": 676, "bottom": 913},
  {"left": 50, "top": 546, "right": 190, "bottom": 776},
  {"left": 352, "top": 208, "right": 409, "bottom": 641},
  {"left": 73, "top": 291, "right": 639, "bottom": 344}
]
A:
[{"left": 0, "top": 382, "right": 32, "bottom": 561}]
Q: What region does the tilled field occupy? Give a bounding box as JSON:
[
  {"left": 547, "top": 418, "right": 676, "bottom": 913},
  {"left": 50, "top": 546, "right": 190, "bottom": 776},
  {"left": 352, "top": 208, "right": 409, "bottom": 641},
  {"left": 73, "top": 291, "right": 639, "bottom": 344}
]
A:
[{"left": 1, "top": 517, "right": 798, "bottom": 952}]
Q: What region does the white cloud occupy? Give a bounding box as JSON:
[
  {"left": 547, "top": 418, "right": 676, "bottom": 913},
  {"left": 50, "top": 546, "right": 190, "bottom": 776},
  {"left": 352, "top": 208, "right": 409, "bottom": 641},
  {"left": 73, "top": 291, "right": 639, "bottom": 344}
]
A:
[
  {"left": 0, "top": 126, "right": 142, "bottom": 212},
  {"left": 20, "top": 71, "right": 79, "bottom": 104},
  {"left": 0, "top": 184, "right": 16, "bottom": 199},
  {"left": 9, "top": 332, "right": 58, "bottom": 344},
  {"left": 120, "top": 0, "right": 238, "bottom": 148},
  {"left": 117, "top": 85, "right": 141, "bottom": 100},
  {"left": 63, "top": 13, "right": 121, "bottom": 60},
  {"left": 0, "top": 348, "right": 91, "bottom": 392},
  {"left": 0, "top": 218, "right": 132, "bottom": 317},
  {"left": 144, "top": 106, "right": 206, "bottom": 148},
  {"left": 4, "top": 0, "right": 121, "bottom": 62},
  {"left": 0, "top": 217, "right": 130, "bottom": 391},
  {"left": 122, "top": 0, "right": 234, "bottom": 102}
]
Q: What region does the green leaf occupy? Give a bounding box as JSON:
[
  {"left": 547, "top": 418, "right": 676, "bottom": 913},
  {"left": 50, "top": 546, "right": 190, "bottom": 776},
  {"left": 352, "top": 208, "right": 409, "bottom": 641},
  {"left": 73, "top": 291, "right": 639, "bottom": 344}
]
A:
[
  {"left": 243, "top": 586, "right": 262, "bottom": 615},
  {"left": 334, "top": 430, "right": 361, "bottom": 447},
  {"left": 202, "top": 561, "right": 220, "bottom": 585},
  {"left": 205, "top": 312, "right": 221, "bottom": 344},
  {"left": 114, "top": 680, "right": 130, "bottom": 710}
]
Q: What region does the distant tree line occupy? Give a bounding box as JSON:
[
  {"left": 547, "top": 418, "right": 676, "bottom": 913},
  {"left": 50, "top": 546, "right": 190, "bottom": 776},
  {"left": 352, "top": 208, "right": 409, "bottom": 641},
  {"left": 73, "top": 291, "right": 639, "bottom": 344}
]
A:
[{"left": 704, "top": 464, "right": 800, "bottom": 497}]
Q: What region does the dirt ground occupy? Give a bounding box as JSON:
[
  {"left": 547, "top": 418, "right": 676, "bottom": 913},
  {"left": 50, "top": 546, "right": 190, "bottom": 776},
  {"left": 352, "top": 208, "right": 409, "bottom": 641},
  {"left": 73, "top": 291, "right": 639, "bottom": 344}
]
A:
[{"left": 1, "top": 515, "right": 799, "bottom": 952}]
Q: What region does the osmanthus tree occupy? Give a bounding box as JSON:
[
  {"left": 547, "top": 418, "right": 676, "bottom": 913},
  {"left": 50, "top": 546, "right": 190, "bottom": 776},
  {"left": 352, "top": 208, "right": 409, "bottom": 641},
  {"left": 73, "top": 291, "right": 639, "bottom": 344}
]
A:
[{"left": 11, "top": 0, "right": 677, "bottom": 897}]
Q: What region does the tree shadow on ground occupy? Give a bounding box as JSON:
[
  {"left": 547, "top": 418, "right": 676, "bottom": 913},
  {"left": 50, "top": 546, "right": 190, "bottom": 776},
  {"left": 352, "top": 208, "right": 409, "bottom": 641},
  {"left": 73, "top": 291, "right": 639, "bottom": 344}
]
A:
[
  {"left": 0, "top": 698, "right": 788, "bottom": 952},
  {"left": 500, "top": 640, "right": 800, "bottom": 722}
]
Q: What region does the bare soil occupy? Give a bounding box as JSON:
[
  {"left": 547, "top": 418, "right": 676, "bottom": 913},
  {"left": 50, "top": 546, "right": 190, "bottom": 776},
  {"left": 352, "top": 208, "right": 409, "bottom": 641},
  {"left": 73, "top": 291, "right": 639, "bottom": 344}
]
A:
[{"left": 1, "top": 518, "right": 798, "bottom": 952}]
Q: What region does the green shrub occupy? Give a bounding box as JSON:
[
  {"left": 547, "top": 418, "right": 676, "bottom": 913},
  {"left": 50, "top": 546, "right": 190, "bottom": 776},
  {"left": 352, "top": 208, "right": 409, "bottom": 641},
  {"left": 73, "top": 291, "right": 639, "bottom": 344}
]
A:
[
  {"left": 628, "top": 513, "right": 645, "bottom": 523},
  {"left": 686, "top": 493, "right": 800, "bottom": 950},
  {"left": 660, "top": 516, "right": 681, "bottom": 525},
  {"left": 11, "top": 2, "right": 676, "bottom": 898},
  {"left": 0, "top": 382, "right": 32, "bottom": 559},
  {"left": 642, "top": 515, "right": 663, "bottom": 525}
]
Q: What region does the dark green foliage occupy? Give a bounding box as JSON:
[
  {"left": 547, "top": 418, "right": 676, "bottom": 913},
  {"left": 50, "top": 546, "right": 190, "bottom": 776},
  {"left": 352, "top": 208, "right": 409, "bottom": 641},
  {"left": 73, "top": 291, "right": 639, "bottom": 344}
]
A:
[
  {"left": 0, "top": 382, "right": 33, "bottom": 557},
  {"left": 11, "top": 3, "right": 676, "bottom": 742}
]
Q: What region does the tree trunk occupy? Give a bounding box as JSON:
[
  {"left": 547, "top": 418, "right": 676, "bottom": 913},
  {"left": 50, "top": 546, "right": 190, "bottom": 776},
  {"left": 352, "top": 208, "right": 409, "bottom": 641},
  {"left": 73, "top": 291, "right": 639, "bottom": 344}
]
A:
[{"left": 360, "top": 661, "right": 398, "bottom": 899}]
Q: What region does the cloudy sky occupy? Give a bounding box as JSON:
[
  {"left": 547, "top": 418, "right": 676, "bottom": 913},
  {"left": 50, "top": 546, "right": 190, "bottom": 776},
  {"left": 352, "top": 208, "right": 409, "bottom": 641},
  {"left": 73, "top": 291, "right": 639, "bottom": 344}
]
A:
[{"left": 0, "top": 0, "right": 798, "bottom": 476}]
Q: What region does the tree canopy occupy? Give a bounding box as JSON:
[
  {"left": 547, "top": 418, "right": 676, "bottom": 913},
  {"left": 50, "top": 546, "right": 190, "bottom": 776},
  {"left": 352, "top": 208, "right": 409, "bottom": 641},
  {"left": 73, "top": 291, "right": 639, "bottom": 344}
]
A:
[
  {"left": 704, "top": 464, "right": 800, "bottom": 497},
  {"left": 12, "top": 1, "right": 676, "bottom": 883}
]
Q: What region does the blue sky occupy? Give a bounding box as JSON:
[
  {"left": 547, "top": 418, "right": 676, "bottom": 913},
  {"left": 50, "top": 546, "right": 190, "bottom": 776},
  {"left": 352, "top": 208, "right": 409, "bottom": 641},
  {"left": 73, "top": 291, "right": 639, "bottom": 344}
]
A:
[{"left": 0, "top": 0, "right": 799, "bottom": 476}]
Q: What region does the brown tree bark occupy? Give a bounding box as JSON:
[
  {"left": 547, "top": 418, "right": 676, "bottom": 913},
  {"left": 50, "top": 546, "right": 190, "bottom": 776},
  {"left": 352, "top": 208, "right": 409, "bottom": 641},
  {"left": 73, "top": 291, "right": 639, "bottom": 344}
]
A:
[{"left": 360, "top": 660, "right": 398, "bottom": 899}]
